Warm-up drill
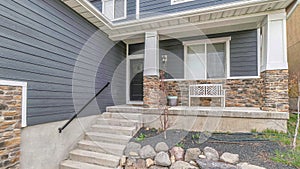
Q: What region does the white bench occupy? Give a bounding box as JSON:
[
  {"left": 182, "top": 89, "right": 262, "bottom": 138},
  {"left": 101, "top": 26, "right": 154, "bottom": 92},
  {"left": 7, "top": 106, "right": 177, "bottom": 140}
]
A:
[{"left": 189, "top": 84, "right": 226, "bottom": 107}]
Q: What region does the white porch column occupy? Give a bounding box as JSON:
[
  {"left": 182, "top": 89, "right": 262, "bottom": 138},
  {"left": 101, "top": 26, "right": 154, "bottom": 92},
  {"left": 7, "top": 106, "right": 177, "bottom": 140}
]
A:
[
  {"left": 144, "top": 32, "right": 159, "bottom": 76},
  {"left": 143, "top": 32, "right": 160, "bottom": 107},
  {"left": 261, "top": 12, "right": 288, "bottom": 71},
  {"left": 261, "top": 12, "right": 289, "bottom": 112}
]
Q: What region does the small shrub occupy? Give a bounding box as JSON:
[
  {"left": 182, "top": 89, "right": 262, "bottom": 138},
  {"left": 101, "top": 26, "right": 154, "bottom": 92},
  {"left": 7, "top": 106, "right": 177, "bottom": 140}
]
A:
[{"left": 136, "top": 133, "right": 146, "bottom": 142}]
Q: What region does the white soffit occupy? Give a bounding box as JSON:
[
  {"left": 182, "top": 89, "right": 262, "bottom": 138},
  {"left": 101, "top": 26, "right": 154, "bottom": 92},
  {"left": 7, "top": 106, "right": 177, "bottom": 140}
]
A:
[{"left": 61, "top": 0, "right": 293, "bottom": 41}]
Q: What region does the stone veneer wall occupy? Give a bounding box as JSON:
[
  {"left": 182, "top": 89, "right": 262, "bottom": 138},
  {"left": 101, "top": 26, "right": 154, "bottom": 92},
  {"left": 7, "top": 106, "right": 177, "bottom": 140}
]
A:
[
  {"left": 261, "top": 70, "right": 289, "bottom": 112},
  {"left": 143, "top": 76, "right": 161, "bottom": 108},
  {"left": 143, "top": 70, "right": 289, "bottom": 112},
  {"left": 0, "top": 85, "right": 22, "bottom": 168},
  {"left": 164, "top": 79, "right": 262, "bottom": 107}
]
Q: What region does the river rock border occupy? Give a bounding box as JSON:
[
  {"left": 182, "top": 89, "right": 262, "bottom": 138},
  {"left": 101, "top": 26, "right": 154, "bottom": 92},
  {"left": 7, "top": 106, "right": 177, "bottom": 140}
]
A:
[{"left": 120, "top": 142, "right": 266, "bottom": 169}]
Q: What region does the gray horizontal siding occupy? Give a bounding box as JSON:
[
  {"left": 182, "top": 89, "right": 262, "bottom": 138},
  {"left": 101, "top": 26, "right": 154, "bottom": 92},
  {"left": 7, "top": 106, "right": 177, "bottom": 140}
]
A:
[
  {"left": 0, "top": 0, "right": 126, "bottom": 125},
  {"left": 129, "top": 29, "right": 258, "bottom": 79},
  {"left": 139, "top": 0, "right": 241, "bottom": 18}
]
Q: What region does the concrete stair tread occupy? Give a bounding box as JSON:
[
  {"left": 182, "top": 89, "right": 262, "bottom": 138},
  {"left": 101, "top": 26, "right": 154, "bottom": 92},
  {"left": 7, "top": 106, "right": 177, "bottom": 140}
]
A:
[
  {"left": 92, "top": 124, "right": 136, "bottom": 130},
  {"left": 97, "top": 118, "right": 140, "bottom": 125},
  {"left": 70, "top": 149, "right": 120, "bottom": 166},
  {"left": 86, "top": 132, "right": 131, "bottom": 141},
  {"left": 60, "top": 160, "right": 113, "bottom": 169},
  {"left": 78, "top": 140, "right": 126, "bottom": 152}
]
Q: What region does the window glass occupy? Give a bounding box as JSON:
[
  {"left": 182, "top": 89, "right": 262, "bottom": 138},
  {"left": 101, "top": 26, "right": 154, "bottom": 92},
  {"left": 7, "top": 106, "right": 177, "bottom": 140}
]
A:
[
  {"left": 114, "top": 0, "right": 125, "bottom": 19},
  {"left": 207, "top": 43, "right": 226, "bottom": 78},
  {"left": 103, "top": 0, "right": 113, "bottom": 20},
  {"left": 186, "top": 44, "right": 206, "bottom": 79},
  {"left": 185, "top": 42, "right": 227, "bottom": 80}
]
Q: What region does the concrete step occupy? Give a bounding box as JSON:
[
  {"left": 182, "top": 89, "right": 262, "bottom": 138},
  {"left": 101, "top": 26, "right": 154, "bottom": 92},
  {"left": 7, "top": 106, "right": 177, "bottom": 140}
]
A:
[
  {"left": 69, "top": 149, "right": 120, "bottom": 168},
  {"left": 85, "top": 132, "right": 131, "bottom": 144},
  {"left": 60, "top": 160, "right": 113, "bottom": 169},
  {"left": 102, "top": 112, "right": 142, "bottom": 121},
  {"left": 90, "top": 124, "right": 137, "bottom": 136},
  {"left": 78, "top": 140, "right": 125, "bottom": 155},
  {"left": 96, "top": 117, "right": 139, "bottom": 127}
]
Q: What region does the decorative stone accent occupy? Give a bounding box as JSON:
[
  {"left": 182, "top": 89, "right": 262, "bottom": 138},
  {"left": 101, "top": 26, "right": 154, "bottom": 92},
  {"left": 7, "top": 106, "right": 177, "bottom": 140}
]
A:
[
  {"left": 170, "top": 161, "right": 198, "bottom": 169},
  {"left": 155, "top": 142, "right": 169, "bottom": 152},
  {"left": 139, "top": 145, "right": 157, "bottom": 159},
  {"left": 125, "top": 142, "right": 142, "bottom": 157},
  {"left": 196, "top": 159, "right": 237, "bottom": 169},
  {"left": 184, "top": 148, "right": 201, "bottom": 162},
  {"left": 261, "top": 70, "right": 289, "bottom": 112},
  {"left": 122, "top": 144, "right": 266, "bottom": 169},
  {"left": 203, "top": 147, "right": 219, "bottom": 161},
  {"left": 154, "top": 152, "right": 171, "bottom": 167},
  {"left": 220, "top": 152, "right": 239, "bottom": 164},
  {"left": 169, "top": 147, "right": 184, "bottom": 161},
  {"left": 237, "top": 162, "right": 266, "bottom": 169},
  {"left": 0, "top": 85, "right": 22, "bottom": 169},
  {"left": 144, "top": 76, "right": 161, "bottom": 108}
]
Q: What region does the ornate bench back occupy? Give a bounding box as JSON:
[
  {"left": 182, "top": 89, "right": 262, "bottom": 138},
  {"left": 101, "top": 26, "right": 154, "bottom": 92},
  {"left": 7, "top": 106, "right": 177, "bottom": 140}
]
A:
[{"left": 189, "top": 84, "right": 225, "bottom": 97}]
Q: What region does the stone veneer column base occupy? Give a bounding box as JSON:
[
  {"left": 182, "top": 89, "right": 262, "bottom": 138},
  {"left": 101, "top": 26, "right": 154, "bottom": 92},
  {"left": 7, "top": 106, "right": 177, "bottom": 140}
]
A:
[
  {"left": 143, "top": 75, "right": 161, "bottom": 108},
  {"left": 261, "top": 69, "right": 289, "bottom": 112},
  {"left": 0, "top": 85, "right": 22, "bottom": 169}
]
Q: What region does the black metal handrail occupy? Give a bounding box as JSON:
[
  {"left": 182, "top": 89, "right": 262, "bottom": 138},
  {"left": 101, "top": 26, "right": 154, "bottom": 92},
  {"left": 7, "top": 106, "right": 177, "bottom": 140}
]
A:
[{"left": 58, "top": 82, "right": 110, "bottom": 133}]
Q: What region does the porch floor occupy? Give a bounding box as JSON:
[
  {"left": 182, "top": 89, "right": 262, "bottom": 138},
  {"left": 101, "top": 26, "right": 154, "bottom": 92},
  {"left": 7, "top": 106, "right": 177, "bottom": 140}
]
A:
[{"left": 106, "top": 105, "right": 289, "bottom": 120}]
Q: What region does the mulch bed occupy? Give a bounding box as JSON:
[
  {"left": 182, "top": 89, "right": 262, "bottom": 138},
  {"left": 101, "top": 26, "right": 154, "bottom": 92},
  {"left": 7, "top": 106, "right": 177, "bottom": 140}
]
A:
[{"left": 131, "top": 128, "right": 297, "bottom": 169}]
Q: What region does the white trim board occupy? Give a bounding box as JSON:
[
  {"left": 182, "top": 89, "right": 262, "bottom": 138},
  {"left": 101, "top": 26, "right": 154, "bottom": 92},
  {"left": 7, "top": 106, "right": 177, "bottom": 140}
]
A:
[{"left": 0, "top": 80, "right": 27, "bottom": 127}]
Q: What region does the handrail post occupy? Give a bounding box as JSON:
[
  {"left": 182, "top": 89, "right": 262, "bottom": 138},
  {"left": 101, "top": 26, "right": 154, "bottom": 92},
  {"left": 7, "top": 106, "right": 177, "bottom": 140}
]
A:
[{"left": 58, "top": 82, "right": 110, "bottom": 133}]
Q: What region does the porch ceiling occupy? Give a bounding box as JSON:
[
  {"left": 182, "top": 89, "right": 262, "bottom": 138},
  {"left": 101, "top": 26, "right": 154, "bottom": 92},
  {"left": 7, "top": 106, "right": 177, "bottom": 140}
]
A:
[{"left": 62, "top": 0, "right": 293, "bottom": 41}]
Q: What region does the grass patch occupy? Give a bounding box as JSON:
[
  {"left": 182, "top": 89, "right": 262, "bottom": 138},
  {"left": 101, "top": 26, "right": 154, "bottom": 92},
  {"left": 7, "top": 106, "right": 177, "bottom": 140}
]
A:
[{"left": 261, "top": 113, "right": 300, "bottom": 168}]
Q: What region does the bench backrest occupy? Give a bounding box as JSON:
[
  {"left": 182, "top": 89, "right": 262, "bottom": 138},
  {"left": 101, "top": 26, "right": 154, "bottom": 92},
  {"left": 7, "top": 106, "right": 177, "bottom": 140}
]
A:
[{"left": 189, "top": 84, "right": 224, "bottom": 97}]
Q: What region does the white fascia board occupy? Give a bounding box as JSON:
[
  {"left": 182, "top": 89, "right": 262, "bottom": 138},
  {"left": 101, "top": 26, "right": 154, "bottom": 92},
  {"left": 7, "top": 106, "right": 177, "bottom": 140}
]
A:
[{"left": 0, "top": 80, "right": 27, "bottom": 127}]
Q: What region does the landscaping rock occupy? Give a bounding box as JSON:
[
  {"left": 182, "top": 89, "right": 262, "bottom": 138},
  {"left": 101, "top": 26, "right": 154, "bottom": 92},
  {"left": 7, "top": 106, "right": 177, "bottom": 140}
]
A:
[
  {"left": 185, "top": 148, "right": 201, "bottom": 162},
  {"left": 237, "top": 163, "right": 266, "bottom": 169},
  {"left": 125, "top": 142, "right": 141, "bottom": 157},
  {"left": 155, "top": 142, "right": 169, "bottom": 152},
  {"left": 169, "top": 147, "right": 185, "bottom": 161},
  {"left": 149, "top": 166, "right": 169, "bottom": 169},
  {"left": 170, "top": 161, "right": 198, "bottom": 169},
  {"left": 126, "top": 158, "right": 136, "bottom": 166},
  {"left": 146, "top": 158, "right": 154, "bottom": 168},
  {"left": 170, "top": 155, "right": 176, "bottom": 163},
  {"left": 199, "top": 154, "right": 206, "bottom": 159},
  {"left": 196, "top": 159, "right": 237, "bottom": 169},
  {"left": 140, "top": 145, "right": 156, "bottom": 159},
  {"left": 134, "top": 159, "right": 147, "bottom": 169},
  {"left": 220, "top": 152, "right": 239, "bottom": 164},
  {"left": 203, "top": 147, "right": 219, "bottom": 161},
  {"left": 120, "top": 156, "right": 127, "bottom": 166},
  {"left": 154, "top": 152, "right": 171, "bottom": 166},
  {"left": 189, "top": 160, "right": 197, "bottom": 166}
]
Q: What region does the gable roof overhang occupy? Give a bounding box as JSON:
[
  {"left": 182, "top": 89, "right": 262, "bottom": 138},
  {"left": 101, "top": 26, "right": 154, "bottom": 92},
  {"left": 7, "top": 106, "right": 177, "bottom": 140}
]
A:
[{"left": 62, "top": 0, "right": 293, "bottom": 42}]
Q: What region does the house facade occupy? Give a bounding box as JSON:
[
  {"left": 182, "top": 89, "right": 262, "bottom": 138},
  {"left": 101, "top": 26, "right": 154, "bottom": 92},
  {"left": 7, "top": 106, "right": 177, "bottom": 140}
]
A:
[{"left": 0, "top": 0, "right": 294, "bottom": 168}]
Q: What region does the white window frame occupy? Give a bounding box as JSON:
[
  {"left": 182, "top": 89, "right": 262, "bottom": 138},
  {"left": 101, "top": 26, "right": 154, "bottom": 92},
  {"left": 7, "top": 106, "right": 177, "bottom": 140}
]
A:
[
  {"left": 0, "top": 80, "right": 27, "bottom": 127},
  {"left": 171, "top": 0, "right": 194, "bottom": 5},
  {"left": 183, "top": 37, "right": 231, "bottom": 80},
  {"left": 102, "top": 0, "right": 127, "bottom": 21}
]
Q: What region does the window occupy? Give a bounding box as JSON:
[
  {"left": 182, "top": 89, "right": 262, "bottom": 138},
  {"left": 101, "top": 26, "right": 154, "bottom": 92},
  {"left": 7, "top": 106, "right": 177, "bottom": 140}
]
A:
[
  {"left": 184, "top": 37, "right": 230, "bottom": 80},
  {"left": 171, "top": 0, "right": 194, "bottom": 5},
  {"left": 102, "top": 0, "right": 126, "bottom": 20}
]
